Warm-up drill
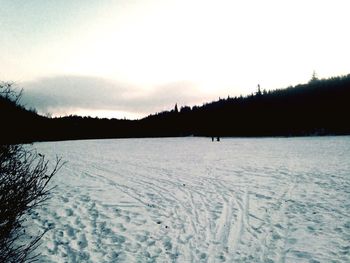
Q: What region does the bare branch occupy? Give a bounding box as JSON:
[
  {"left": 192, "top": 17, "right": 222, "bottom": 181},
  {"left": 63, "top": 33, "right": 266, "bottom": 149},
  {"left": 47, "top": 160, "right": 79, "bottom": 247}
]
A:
[{"left": 0, "top": 144, "right": 63, "bottom": 262}]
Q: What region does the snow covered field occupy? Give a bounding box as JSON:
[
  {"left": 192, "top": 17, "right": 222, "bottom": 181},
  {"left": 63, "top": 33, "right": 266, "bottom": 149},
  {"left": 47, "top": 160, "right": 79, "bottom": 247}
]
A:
[{"left": 28, "top": 137, "right": 350, "bottom": 262}]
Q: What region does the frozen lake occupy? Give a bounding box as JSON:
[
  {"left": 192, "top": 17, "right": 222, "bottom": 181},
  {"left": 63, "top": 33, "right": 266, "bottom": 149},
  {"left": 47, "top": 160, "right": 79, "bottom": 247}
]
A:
[{"left": 29, "top": 137, "right": 350, "bottom": 262}]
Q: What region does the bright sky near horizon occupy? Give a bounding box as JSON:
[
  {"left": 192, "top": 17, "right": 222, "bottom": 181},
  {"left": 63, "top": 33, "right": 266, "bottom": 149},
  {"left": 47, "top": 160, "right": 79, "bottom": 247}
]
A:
[{"left": 1, "top": 0, "right": 349, "bottom": 119}]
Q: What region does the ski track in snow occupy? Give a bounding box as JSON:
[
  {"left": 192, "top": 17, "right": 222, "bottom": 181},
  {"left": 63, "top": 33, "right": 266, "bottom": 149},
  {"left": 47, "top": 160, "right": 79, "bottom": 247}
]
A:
[{"left": 24, "top": 137, "right": 350, "bottom": 263}]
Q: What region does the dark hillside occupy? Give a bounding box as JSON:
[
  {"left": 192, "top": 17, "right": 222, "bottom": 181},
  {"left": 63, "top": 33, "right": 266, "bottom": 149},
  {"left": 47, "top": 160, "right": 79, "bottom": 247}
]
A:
[
  {"left": 0, "top": 87, "right": 46, "bottom": 144},
  {"left": 141, "top": 74, "right": 350, "bottom": 137},
  {"left": 1, "top": 74, "right": 350, "bottom": 144}
]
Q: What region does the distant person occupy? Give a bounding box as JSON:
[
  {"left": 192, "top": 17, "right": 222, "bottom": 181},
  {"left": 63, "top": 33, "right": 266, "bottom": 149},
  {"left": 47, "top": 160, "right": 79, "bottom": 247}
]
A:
[
  {"left": 212, "top": 137, "right": 214, "bottom": 142},
  {"left": 216, "top": 137, "right": 220, "bottom": 142}
]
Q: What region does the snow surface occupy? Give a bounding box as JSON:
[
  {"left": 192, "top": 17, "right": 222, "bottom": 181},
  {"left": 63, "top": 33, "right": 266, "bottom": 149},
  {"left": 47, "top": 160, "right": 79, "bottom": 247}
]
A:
[{"left": 26, "top": 137, "right": 350, "bottom": 262}]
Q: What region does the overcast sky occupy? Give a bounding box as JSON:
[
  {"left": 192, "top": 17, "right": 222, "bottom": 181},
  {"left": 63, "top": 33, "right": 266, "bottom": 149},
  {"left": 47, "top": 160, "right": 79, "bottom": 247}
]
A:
[{"left": 1, "top": 0, "right": 349, "bottom": 119}]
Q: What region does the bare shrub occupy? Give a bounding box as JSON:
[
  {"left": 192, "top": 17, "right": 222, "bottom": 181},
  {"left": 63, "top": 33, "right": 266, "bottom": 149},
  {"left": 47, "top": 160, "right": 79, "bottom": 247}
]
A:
[
  {"left": 0, "top": 82, "right": 22, "bottom": 104},
  {"left": 0, "top": 144, "right": 63, "bottom": 262}
]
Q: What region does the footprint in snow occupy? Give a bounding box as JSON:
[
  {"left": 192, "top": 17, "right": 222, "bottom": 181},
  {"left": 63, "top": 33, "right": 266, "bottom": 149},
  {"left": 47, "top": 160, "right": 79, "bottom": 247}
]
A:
[{"left": 65, "top": 208, "right": 73, "bottom": 217}]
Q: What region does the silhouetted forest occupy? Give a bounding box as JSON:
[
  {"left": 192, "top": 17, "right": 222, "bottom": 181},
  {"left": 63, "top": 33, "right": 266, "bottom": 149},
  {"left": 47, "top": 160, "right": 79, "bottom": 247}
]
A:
[{"left": 1, "top": 74, "right": 350, "bottom": 144}]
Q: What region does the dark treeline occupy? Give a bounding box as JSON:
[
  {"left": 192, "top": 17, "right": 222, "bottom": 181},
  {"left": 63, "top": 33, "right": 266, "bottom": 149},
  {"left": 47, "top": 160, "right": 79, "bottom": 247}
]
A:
[
  {"left": 144, "top": 74, "right": 350, "bottom": 137},
  {"left": 1, "top": 74, "right": 350, "bottom": 144}
]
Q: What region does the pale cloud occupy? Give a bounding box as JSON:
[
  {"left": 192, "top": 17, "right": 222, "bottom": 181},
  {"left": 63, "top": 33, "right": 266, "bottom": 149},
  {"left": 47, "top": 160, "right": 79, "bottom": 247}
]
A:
[{"left": 21, "top": 75, "right": 208, "bottom": 119}]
